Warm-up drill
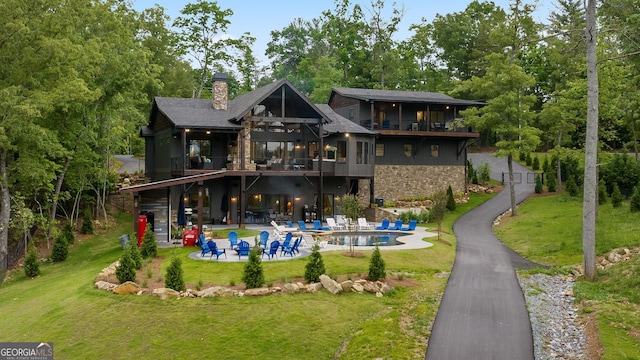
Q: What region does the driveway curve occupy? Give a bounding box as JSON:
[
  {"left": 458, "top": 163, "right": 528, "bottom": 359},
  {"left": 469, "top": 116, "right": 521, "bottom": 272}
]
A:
[{"left": 425, "top": 154, "right": 539, "bottom": 360}]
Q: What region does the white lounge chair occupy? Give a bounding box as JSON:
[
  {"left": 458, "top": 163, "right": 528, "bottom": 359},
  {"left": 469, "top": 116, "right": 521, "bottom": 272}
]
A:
[
  {"left": 271, "top": 220, "right": 300, "bottom": 240},
  {"left": 326, "top": 217, "right": 344, "bottom": 230},
  {"left": 357, "top": 218, "right": 373, "bottom": 230}
]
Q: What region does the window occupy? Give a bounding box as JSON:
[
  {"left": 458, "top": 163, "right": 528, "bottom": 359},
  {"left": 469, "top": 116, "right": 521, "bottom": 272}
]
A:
[
  {"left": 356, "top": 142, "right": 363, "bottom": 164},
  {"left": 431, "top": 144, "right": 439, "bottom": 157},
  {"left": 337, "top": 141, "right": 347, "bottom": 163},
  {"left": 404, "top": 144, "right": 412, "bottom": 157},
  {"left": 348, "top": 108, "right": 355, "bottom": 121},
  {"left": 376, "top": 143, "right": 384, "bottom": 157},
  {"left": 251, "top": 141, "right": 294, "bottom": 162},
  {"left": 364, "top": 142, "right": 369, "bottom": 164}
]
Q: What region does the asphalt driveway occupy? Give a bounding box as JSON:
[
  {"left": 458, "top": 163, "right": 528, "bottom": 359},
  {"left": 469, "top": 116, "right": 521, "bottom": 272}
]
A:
[{"left": 425, "top": 154, "right": 539, "bottom": 360}]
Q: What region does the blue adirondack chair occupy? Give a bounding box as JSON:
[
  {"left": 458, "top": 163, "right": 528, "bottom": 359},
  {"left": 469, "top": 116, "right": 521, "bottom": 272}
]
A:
[
  {"left": 291, "top": 236, "right": 303, "bottom": 255},
  {"left": 200, "top": 238, "right": 212, "bottom": 257},
  {"left": 375, "top": 219, "right": 390, "bottom": 230},
  {"left": 297, "top": 220, "right": 310, "bottom": 231},
  {"left": 197, "top": 233, "right": 206, "bottom": 248},
  {"left": 263, "top": 240, "right": 280, "bottom": 260},
  {"left": 228, "top": 231, "right": 239, "bottom": 250},
  {"left": 279, "top": 232, "right": 292, "bottom": 252},
  {"left": 401, "top": 220, "right": 418, "bottom": 231},
  {"left": 206, "top": 240, "right": 226, "bottom": 260},
  {"left": 236, "top": 240, "right": 250, "bottom": 259},
  {"left": 388, "top": 219, "right": 404, "bottom": 231},
  {"left": 281, "top": 237, "right": 300, "bottom": 257},
  {"left": 312, "top": 220, "right": 330, "bottom": 231},
  {"left": 259, "top": 231, "right": 269, "bottom": 249}
]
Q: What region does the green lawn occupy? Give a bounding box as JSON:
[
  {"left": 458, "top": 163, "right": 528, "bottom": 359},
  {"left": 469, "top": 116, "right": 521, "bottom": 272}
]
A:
[
  {"left": 496, "top": 193, "right": 640, "bottom": 359},
  {"left": 0, "top": 193, "right": 494, "bottom": 360}
]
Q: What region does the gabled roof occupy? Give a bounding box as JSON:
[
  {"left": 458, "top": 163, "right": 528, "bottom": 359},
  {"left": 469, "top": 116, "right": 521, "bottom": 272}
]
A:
[
  {"left": 315, "top": 104, "right": 376, "bottom": 135},
  {"left": 330, "top": 88, "right": 485, "bottom": 106}
]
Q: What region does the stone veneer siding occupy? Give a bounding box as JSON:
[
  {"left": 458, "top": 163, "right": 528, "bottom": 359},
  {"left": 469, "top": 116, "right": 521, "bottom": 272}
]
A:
[{"left": 373, "top": 165, "right": 466, "bottom": 203}]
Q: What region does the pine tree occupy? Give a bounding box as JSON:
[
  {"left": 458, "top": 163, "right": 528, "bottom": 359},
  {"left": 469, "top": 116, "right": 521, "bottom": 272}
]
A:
[
  {"left": 62, "top": 222, "right": 75, "bottom": 244},
  {"left": 24, "top": 246, "right": 40, "bottom": 278},
  {"left": 242, "top": 246, "right": 265, "bottom": 289},
  {"left": 547, "top": 173, "right": 557, "bottom": 192},
  {"left": 542, "top": 156, "right": 550, "bottom": 174},
  {"left": 116, "top": 251, "right": 137, "bottom": 284},
  {"left": 51, "top": 234, "right": 69, "bottom": 262},
  {"left": 446, "top": 185, "right": 456, "bottom": 211},
  {"left": 304, "top": 244, "right": 325, "bottom": 283},
  {"left": 467, "top": 159, "right": 475, "bottom": 183},
  {"left": 532, "top": 156, "right": 540, "bottom": 170},
  {"left": 598, "top": 179, "right": 607, "bottom": 205},
  {"left": 565, "top": 175, "right": 579, "bottom": 197},
  {"left": 535, "top": 175, "right": 543, "bottom": 194},
  {"left": 81, "top": 207, "right": 94, "bottom": 234},
  {"left": 368, "top": 244, "right": 386, "bottom": 281},
  {"left": 630, "top": 186, "right": 640, "bottom": 213},
  {"left": 611, "top": 183, "right": 623, "bottom": 208},
  {"left": 165, "top": 256, "right": 185, "bottom": 291},
  {"left": 128, "top": 243, "right": 142, "bottom": 269},
  {"left": 140, "top": 224, "right": 157, "bottom": 259}
]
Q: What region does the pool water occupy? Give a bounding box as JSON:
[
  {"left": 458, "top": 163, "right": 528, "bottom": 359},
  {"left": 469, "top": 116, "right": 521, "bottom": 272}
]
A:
[{"left": 328, "top": 232, "right": 407, "bottom": 246}]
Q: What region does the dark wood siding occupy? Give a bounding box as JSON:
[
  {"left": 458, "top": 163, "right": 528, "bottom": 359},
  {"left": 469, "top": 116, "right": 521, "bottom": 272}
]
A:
[{"left": 374, "top": 136, "right": 464, "bottom": 166}]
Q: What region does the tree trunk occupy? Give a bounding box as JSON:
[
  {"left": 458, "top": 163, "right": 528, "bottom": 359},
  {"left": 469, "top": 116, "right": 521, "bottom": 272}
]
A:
[
  {"left": 49, "top": 156, "right": 72, "bottom": 230},
  {"left": 556, "top": 132, "right": 563, "bottom": 192},
  {"left": 582, "top": 0, "right": 598, "bottom": 282},
  {"left": 507, "top": 154, "right": 517, "bottom": 216},
  {"left": 0, "top": 149, "right": 10, "bottom": 269}
]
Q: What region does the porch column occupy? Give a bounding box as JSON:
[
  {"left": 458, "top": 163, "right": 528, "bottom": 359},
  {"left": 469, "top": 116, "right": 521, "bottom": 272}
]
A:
[
  {"left": 370, "top": 101, "right": 375, "bottom": 130},
  {"left": 197, "top": 181, "right": 204, "bottom": 234},
  {"left": 239, "top": 175, "right": 246, "bottom": 228}
]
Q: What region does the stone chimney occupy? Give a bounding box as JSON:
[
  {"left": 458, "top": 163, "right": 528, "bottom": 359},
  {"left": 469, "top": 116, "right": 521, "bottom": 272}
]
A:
[{"left": 211, "top": 72, "right": 228, "bottom": 110}]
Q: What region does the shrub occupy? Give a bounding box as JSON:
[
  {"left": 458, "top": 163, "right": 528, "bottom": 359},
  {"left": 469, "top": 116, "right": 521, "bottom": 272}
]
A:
[
  {"left": 598, "top": 179, "right": 608, "bottom": 205},
  {"left": 446, "top": 185, "right": 456, "bottom": 211},
  {"left": 525, "top": 153, "right": 532, "bottom": 166},
  {"left": 242, "top": 246, "right": 265, "bottom": 289},
  {"left": 62, "top": 222, "right": 75, "bottom": 244},
  {"left": 565, "top": 175, "right": 579, "bottom": 197},
  {"left": 532, "top": 156, "right": 540, "bottom": 170},
  {"left": 51, "top": 235, "right": 69, "bottom": 262},
  {"left": 24, "top": 246, "right": 40, "bottom": 278},
  {"left": 542, "top": 155, "right": 551, "bottom": 174},
  {"left": 165, "top": 256, "right": 185, "bottom": 292},
  {"left": 535, "top": 175, "right": 543, "bottom": 194},
  {"left": 599, "top": 154, "right": 640, "bottom": 196},
  {"left": 80, "top": 207, "right": 94, "bottom": 234},
  {"left": 547, "top": 173, "right": 557, "bottom": 192},
  {"left": 477, "top": 163, "right": 491, "bottom": 185},
  {"left": 612, "top": 183, "right": 623, "bottom": 208},
  {"left": 630, "top": 186, "right": 640, "bottom": 213},
  {"left": 368, "top": 244, "right": 386, "bottom": 281},
  {"left": 116, "top": 251, "right": 137, "bottom": 284},
  {"left": 304, "top": 244, "right": 325, "bottom": 283},
  {"left": 467, "top": 159, "right": 476, "bottom": 183},
  {"left": 472, "top": 171, "right": 479, "bottom": 185},
  {"left": 519, "top": 151, "right": 527, "bottom": 162},
  {"left": 140, "top": 225, "right": 157, "bottom": 259},
  {"left": 128, "top": 243, "right": 142, "bottom": 269}
]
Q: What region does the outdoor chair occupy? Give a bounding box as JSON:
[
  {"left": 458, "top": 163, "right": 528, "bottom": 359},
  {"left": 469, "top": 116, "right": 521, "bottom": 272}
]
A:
[
  {"left": 201, "top": 239, "right": 212, "bottom": 257},
  {"left": 206, "top": 240, "right": 226, "bottom": 260},
  {"left": 228, "top": 231, "right": 239, "bottom": 250},
  {"left": 236, "top": 240, "right": 250, "bottom": 260},
  {"left": 401, "top": 220, "right": 418, "bottom": 231},
  {"left": 263, "top": 240, "right": 280, "bottom": 260},
  {"left": 281, "top": 237, "right": 300, "bottom": 257},
  {"left": 388, "top": 220, "right": 404, "bottom": 231},
  {"left": 197, "top": 233, "right": 206, "bottom": 248},
  {"left": 375, "top": 219, "right": 390, "bottom": 230},
  {"left": 285, "top": 221, "right": 295, "bottom": 228},
  {"left": 291, "top": 236, "right": 303, "bottom": 255},
  {"left": 326, "top": 217, "right": 344, "bottom": 230},
  {"left": 297, "top": 220, "right": 310, "bottom": 231},
  {"left": 312, "top": 220, "right": 330, "bottom": 231},
  {"left": 259, "top": 231, "right": 269, "bottom": 250},
  {"left": 357, "top": 218, "right": 373, "bottom": 230},
  {"left": 279, "top": 233, "right": 293, "bottom": 252}
]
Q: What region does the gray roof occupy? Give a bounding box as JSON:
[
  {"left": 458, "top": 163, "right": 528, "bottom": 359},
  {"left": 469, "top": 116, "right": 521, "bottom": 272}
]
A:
[
  {"left": 331, "top": 87, "right": 485, "bottom": 106},
  {"left": 315, "top": 104, "right": 376, "bottom": 135}
]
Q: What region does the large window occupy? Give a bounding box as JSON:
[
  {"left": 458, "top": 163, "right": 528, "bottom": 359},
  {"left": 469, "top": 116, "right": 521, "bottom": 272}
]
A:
[
  {"left": 356, "top": 141, "right": 370, "bottom": 164},
  {"left": 337, "top": 141, "right": 347, "bottom": 163},
  {"left": 251, "top": 141, "right": 294, "bottom": 162}
]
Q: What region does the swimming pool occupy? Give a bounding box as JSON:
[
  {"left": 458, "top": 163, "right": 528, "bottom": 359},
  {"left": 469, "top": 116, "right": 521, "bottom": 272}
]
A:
[{"left": 328, "top": 231, "right": 407, "bottom": 246}]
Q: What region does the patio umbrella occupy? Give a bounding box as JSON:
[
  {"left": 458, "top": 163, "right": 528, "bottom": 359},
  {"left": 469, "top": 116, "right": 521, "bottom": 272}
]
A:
[{"left": 177, "top": 195, "right": 187, "bottom": 227}]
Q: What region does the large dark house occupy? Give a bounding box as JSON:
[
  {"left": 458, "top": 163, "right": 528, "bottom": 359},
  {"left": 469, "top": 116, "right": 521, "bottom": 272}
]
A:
[{"left": 121, "top": 74, "right": 481, "bottom": 241}]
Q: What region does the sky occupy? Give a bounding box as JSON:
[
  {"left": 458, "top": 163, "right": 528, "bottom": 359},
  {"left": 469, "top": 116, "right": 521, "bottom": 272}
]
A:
[{"left": 132, "top": 0, "right": 554, "bottom": 67}]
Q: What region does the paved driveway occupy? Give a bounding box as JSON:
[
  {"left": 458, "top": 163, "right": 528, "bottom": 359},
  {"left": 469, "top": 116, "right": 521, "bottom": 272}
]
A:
[{"left": 425, "top": 154, "right": 539, "bottom": 360}]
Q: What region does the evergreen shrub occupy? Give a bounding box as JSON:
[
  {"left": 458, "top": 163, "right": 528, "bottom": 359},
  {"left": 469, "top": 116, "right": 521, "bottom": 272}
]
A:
[
  {"left": 81, "top": 208, "right": 94, "bottom": 234},
  {"left": 612, "top": 183, "right": 623, "bottom": 208},
  {"left": 368, "top": 244, "right": 386, "bottom": 281},
  {"left": 532, "top": 156, "right": 540, "bottom": 170},
  {"left": 51, "top": 235, "right": 69, "bottom": 262},
  {"left": 630, "top": 186, "right": 640, "bottom": 213},
  {"left": 116, "top": 251, "right": 137, "bottom": 284},
  {"left": 24, "top": 246, "right": 40, "bottom": 278},
  {"left": 62, "top": 222, "right": 75, "bottom": 244},
  {"left": 304, "top": 244, "right": 325, "bottom": 283},
  {"left": 547, "top": 173, "right": 557, "bottom": 192},
  {"left": 165, "top": 256, "right": 185, "bottom": 291},
  {"left": 128, "top": 243, "right": 142, "bottom": 269},
  {"left": 140, "top": 225, "right": 157, "bottom": 259},
  {"left": 565, "top": 175, "right": 579, "bottom": 197},
  {"left": 446, "top": 185, "right": 456, "bottom": 211},
  {"left": 598, "top": 179, "right": 608, "bottom": 205},
  {"left": 243, "top": 246, "right": 265, "bottom": 289},
  {"left": 478, "top": 163, "right": 491, "bottom": 185},
  {"left": 535, "top": 175, "right": 543, "bottom": 194}
]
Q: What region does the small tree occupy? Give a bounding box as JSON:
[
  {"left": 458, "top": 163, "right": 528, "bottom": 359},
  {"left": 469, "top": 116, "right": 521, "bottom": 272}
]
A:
[
  {"left": 165, "top": 256, "right": 185, "bottom": 291},
  {"left": 431, "top": 190, "right": 448, "bottom": 241},
  {"left": 612, "top": 183, "right": 623, "bottom": 208},
  {"left": 140, "top": 225, "right": 157, "bottom": 259},
  {"left": 24, "top": 246, "right": 40, "bottom": 278},
  {"left": 542, "top": 155, "right": 550, "bottom": 174},
  {"left": 339, "top": 194, "right": 362, "bottom": 254},
  {"left": 534, "top": 175, "right": 543, "bottom": 194},
  {"left": 630, "top": 186, "right": 640, "bottom": 213},
  {"left": 116, "top": 251, "right": 137, "bottom": 284},
  {"left": 532, "top": 156, "right": 540, "bottom": 170},
  {"left": 128, "top": 243, "right": 142, "bottom": 269},
  {"left": 242, "top": 246, "right": 265, "bottom": 289},
  {"left": 565, "top": 175, "right": 579, "bottom": 197},
  {"left": 81, "top": 207, "right": 94, "bottom": 234},
  {"left": 525, "top": 152, "right": 533, "bottom": 166},
  {"left": 446, "top": 185, "right": 456, "bottom": 211},
  {"left": 368, "top": 244, "right": 386, "bottom": 281},
  {"left": 62, "top": 222, "right": 75, "bottom": 244},
  {"left": 304, "top": 244, "right": 325, "bottom": 283},
  {"left": 467, "top": 159, "right": 476, "bottom": 183},
  {"left": 51, "top": 234, "right": 69, "bottom": 262},
  {"left": 477, "top": 163, "right": 491, "bottom": 185},
  {"left": 598, "top": 179, "right": 608, "bottom": 205},
  {"left": 547, "top": 173, "right": 557, "bottom": 192}
]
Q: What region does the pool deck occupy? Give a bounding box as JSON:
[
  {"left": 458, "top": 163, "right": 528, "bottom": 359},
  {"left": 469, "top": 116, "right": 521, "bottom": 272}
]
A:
[{"left": 169, "top": 224, "right": 437, "bottom": 263}]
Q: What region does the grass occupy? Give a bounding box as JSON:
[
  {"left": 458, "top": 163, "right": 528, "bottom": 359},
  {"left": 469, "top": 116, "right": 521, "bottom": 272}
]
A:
[
  {"left": 496, "top": 193, "right": 640, "bottom": 359},
  {"left": 0, "top": 193, "right": 496, "bottom": 360}
]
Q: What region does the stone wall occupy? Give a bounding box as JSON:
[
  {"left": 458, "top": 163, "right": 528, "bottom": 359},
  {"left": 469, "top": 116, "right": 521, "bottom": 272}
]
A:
[{"left": 373, "top": 165, "right": 466, "bottom": 203}]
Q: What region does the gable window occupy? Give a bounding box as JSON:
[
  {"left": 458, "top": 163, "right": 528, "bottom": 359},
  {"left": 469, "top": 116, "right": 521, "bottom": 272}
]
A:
[
  {"left": 376, "top": 143, "right": 384, "bottom": 157},
  {"left": 337, "top": 141, "right": 347, "bottom": 163},
  {"left": 431, "top": 144, "right": 439, "bottom": 157},
  {"left": 404, "top": 144, "right": 412, "bottom": 157}
]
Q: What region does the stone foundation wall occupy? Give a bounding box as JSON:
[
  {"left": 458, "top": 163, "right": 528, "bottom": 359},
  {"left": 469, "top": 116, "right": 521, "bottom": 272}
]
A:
[{"left": 373, "top": 165, "right": 466, "bottom": 203}]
